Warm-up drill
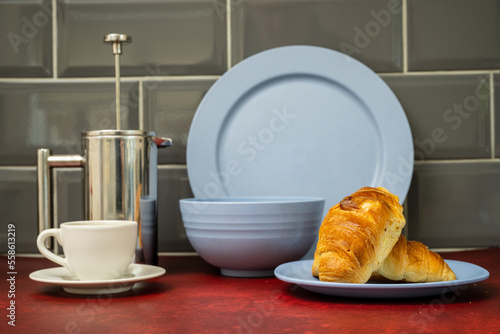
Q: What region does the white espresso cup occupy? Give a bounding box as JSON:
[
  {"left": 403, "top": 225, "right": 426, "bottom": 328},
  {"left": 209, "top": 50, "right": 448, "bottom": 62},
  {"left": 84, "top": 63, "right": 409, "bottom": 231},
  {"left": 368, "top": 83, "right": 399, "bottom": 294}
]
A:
[{"left": 37, "top": 220, "right": 138, "bottom": 281}]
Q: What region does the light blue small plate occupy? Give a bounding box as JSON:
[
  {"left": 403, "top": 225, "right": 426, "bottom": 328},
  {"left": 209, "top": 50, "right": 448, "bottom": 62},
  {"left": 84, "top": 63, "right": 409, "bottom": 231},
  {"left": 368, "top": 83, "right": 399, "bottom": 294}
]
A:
[
  {"left": 274, "top": 259, "right": 489, "bottom": 299},
  {"left": 187, "top": 45, "right": 413, "bottom": 217}
]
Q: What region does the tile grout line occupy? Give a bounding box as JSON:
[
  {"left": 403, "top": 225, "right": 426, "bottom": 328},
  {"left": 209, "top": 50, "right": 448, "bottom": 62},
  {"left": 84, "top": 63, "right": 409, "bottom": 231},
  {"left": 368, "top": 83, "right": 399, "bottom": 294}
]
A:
[
  {"left": 3, "top": 71, "right": 499, "bottom": 82},
  {"left": 414, "top": 158, "right": 500, "bottom": 165},
  {"left": 158, "top": 164, "right": 187, "bottom": 169},
  {"left": 138, "top": 79, "right": 144, "bottom": 130},
  {"left": 52, "top": 0, "right": 57, "bottom": 79},
  {"left": 2, "top": 157, "right": 499, "bottom": 171},
  {"left": 0, "top": 75, "right": 221, "bottom": 83},
  {"left": 402, "top": 0, "right": 408, "bottom": 74},
  {"left": 490, "top": 73, "right": 495, "bottom": 159},
  {"left": 227, "top": 0, "right": 232, "bottom": 70},
  {"left": 380, "top": 69, "right": 500, "bottom": 77},
  {"left": 0, "top": 166, "right": 37, "bottom": 171}
]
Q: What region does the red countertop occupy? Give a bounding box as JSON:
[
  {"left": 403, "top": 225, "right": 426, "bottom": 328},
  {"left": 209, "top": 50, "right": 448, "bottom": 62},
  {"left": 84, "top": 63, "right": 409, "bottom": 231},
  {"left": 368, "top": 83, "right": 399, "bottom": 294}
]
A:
[{"left": 1, "top": 248, "right": 499, "bottom": 334}]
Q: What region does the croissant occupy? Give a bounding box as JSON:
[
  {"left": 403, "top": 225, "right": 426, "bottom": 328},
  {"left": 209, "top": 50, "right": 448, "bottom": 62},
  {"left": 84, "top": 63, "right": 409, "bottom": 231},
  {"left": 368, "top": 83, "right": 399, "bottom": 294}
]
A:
[
  {"left": 371, "top": 234, "right": 456, "bottom": 282},
  {"left": 312, "top": 187, "right": 406, "bottom": 283}
]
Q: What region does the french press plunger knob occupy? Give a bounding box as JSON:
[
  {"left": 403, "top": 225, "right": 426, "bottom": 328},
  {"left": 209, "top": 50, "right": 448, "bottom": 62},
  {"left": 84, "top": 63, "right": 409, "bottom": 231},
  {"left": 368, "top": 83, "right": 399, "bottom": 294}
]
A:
[{"left": 104, "top": 33, "right": 131, "bottom": 130}]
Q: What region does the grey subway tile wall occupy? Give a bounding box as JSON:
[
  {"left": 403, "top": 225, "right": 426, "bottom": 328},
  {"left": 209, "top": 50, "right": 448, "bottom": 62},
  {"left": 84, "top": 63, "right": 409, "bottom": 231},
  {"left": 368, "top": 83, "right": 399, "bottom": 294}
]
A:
[
  {"left": 382, "top": 74, "right": 491, "bottom": 160},
  {"left": 143, "top": 78, "right": 216, "bottom": 164},
  {"left": 0, "top": 81, "right": 140, "bottom": 165},
  {"left": 407, "top": 0, "right": 500, "bottom": 71},
  {"left": 494, "top": 74, "right": 500, "bottom": 158},
  {"left": 1, "top": 0, "right": 499, "bottom": 253},
  {"left": 157, "top": 166, "right": 194, "bottom": 252},
  {"left": 57, "top": 0, "right": 227, "bottom": 77},
  {"left": 232, "top": 0, "right": 403, "bottom": 72},
  {"left": 0, "top": 168, "right": 38, "bottom": 253},
  {"left": 408, "top": 162, "right": 500, "bottom": 248},
  {"left": 0, "top": 0, "right": 53, "bottom": 77}
]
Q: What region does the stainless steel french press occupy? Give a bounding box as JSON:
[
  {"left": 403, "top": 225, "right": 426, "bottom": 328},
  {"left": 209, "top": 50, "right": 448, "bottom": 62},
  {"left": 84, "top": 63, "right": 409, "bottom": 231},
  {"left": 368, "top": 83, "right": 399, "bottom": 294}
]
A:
[{"left": 37, "top": 34, "right": 172, "bottom": 265}]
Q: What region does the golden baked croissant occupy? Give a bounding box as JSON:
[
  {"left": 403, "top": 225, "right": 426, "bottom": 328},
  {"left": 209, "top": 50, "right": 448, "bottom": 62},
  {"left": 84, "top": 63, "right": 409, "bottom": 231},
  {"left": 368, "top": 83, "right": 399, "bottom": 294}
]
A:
[
  {"left": 312, "top": 187, "right": 406, "bottom": 283},
  {"left": 371, "top": 234, "right": 456, "bottom": 282}
]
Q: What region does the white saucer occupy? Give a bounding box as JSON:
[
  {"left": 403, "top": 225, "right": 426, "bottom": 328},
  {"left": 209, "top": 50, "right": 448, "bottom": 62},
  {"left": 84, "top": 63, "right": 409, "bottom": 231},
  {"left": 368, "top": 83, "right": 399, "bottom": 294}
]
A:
[{"left": 29, "top": 263, "right": 166, "bottom": 295}]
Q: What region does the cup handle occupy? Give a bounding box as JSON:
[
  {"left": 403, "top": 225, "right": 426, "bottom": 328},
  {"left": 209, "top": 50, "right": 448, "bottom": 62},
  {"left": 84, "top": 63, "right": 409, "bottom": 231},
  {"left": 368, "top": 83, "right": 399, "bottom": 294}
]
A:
[{"left": 36, "top": 229, "right": 68, "bottom": 269}]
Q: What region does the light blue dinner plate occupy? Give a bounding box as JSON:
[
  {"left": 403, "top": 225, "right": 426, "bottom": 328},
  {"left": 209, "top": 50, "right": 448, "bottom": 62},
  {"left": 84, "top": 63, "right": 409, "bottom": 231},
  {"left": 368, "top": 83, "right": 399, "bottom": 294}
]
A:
[
  {"left": 187, "top": 46, "right": 413, "bottom": 216},
  {"left": 274, "top": 259, "right": 490, "bottom": 299}
]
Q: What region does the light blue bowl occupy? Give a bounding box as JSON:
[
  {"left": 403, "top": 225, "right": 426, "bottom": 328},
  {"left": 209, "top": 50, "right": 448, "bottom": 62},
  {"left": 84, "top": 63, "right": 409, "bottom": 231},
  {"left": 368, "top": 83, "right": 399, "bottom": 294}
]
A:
[{"left": 179, "top": 197, "right": 325, "bottom": 277}]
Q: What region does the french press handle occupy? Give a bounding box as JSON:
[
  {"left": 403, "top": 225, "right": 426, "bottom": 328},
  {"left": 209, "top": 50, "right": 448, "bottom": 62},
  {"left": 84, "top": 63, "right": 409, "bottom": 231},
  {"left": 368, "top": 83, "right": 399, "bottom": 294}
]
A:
[{"left": 37, "top": 149, "right": 84, "bottom": 249}]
